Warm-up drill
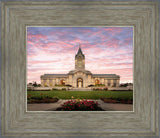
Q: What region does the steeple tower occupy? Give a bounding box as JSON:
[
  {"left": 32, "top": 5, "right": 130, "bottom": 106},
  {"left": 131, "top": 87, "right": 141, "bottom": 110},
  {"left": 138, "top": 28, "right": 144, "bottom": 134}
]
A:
[{"left": 75, "top": 44, "right": 85, "bottom": 70}]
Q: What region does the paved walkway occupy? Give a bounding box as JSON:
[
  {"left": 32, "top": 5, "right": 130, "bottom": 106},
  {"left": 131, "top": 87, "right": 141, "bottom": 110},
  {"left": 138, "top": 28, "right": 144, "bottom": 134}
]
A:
[{"left": 27, "top": 100, "right": 133, "bottom": 111}]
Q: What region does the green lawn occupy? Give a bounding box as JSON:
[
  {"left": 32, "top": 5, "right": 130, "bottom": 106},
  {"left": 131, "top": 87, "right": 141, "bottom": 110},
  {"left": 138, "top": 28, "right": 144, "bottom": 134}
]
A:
[{"left": 27, "top": 90, "right": 133, "bottom": 100}]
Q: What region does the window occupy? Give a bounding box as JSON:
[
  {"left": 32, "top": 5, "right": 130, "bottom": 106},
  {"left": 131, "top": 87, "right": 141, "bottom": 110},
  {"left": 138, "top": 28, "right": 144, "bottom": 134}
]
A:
[
  {"left": 60, "top": 79, "right": 65, "bottom": 85},
  {"left": 95, "top": 79, "right": 100, "bottom": 85},
  {"left": 113, "top": 83, "right": 116, "bottom": 87}
]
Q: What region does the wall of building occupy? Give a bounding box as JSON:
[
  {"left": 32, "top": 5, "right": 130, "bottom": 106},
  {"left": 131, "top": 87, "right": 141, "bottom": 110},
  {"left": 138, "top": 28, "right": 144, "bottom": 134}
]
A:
[
  {"left": 68, "top": 72, "right": 92, "bottom": 88},
  {"left": 41, "top": 75, "right": 120, "bottom": 88},
  {"left": 41, "top": 77, "right": 68, "bottom": 87}
]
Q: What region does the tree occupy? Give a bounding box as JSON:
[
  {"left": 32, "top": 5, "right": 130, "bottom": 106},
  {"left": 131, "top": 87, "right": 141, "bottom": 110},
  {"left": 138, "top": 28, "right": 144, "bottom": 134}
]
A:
[
  {"left": 32, "top": 81, "right": 38, "bottom": 87},
  {"left": 37, "top": 84, "right": 41, "bottom": 87}
]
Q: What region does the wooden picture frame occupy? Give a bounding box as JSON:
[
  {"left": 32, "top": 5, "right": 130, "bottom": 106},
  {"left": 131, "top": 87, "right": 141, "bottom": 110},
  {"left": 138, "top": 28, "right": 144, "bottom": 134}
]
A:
[{"left": 1, "top": 1, "right": 159, "bottom": 137}]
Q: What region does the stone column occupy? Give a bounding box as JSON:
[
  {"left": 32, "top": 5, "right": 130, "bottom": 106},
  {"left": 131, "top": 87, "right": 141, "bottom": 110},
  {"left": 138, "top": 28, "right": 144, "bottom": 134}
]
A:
[
  {"left": 111, "top": 79, "right": 113, "bottom": 87},
  {"left": 104, "top": 79, "right": 108, "bottom": 86},
  {"left": 116, "top": 79, "right": 120, "bottom": 87},
  {"left": 52, "top": 79, "right": 55, "bottom": 86},
  {"left": 102, "top": 78, "right": 104, "bottom": 85},
  {"left": 69, "top": 75, "right": 72, "bottom": 84},
  {"left": 46, "top": 79, "right": 49, "bottom": 86}
]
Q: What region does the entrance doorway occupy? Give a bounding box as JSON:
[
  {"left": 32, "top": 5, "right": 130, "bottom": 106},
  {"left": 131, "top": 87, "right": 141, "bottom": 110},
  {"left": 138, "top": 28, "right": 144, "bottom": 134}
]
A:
[{"left": 77, "top": 78, "right": 83, "bottom": 88}]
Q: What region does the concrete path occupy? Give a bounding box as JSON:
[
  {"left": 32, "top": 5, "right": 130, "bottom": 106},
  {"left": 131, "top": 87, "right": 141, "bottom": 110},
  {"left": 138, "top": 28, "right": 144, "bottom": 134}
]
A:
[
  {"left": 27, "top": 100, "right": 65, "bottom": 111},
  {"left": 97, "top": 100, "right": 133, "bottom": 111},
  {"left": 27, "top": 100, "right": 133, "bottom": 111}
]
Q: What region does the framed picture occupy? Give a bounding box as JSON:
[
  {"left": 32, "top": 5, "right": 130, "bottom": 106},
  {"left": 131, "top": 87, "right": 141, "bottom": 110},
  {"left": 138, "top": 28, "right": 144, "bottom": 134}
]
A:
[
  {"left": 1, "top": 1, "right": 159, "bottom": 137},
  {"left": 27, "top": 26, "right": 134, "bottom": 112}
]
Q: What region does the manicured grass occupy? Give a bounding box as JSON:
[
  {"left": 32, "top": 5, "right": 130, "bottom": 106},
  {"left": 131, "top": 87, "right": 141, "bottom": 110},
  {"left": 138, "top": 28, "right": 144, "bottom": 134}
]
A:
[{"left": 27, "top": 90, "right": 133, "bottom": 100}]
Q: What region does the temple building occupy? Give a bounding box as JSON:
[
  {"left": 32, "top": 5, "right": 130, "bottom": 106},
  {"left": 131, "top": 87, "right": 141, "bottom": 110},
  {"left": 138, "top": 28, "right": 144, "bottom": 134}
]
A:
[{"left": 40, "top": 47, "right": 120, "bottom": 88}]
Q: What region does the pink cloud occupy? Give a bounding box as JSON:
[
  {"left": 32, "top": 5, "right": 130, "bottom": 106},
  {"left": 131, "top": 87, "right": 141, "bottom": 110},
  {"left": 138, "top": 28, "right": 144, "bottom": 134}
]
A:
[
  {"left": 103, "top": 27, "right": 123, "bottom": 34},
  {"left": 27, "top": 27, "right": 133, "bottom": 84}
]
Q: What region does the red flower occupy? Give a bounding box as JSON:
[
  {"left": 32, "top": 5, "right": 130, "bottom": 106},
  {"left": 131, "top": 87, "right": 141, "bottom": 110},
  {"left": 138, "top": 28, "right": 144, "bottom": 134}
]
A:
[{"left": 61, "top": 99, "right": 100, "bottom": 111}]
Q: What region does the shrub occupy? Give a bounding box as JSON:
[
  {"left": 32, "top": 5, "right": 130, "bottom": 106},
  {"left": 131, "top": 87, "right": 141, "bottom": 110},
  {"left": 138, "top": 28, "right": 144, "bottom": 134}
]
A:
[
  {"left": 27, "top": 96, "right": 31, "bottom": 100},
  {"left": 103, "top": 87, "right": 108, "bottom": 91},
  {"left": 52, "top": 88, "right": 58, "bottom": 90},
  {"left": 58, "top": 99, "right": 104, "bottom": 111},
  {"left": 27, "top": 89, "right": 32, "bottom": 91},
  {"left": 44, "top": 84, "right": 48, "bottom": 87},
  {"left": 93, "top": 88, "right": 98, "bottom": 91},
  {"left": 88, "top": 84, "right": 94, "bottom": 87},
  {"left": 93, "top": 88, "right": 104, "bottom": 91},
  {"left": 37, "top": 84, "right": 41, "bottom": 87},
  {"left": 27, "top": 95, "right": 59, "bottom": 103},
  {"left": 62, "top": 88, "right": 66, "bottom": 91},
  {"left": 31, "top": 96, "right": 44, "bottom": 100},
  {"left": 52, "top": 97, "right": 59, "bottom": 100},
  {"left": 45, "top": 95, "right": 53, "bottom": 99},
  {"left": 95, "top": 84, "right": 105, "bottom": 87},
  {"left": 33, "top": 81, "right": 38, "bottom": 87},
  {"left": 119, "top": 83, "right": 130, "bottom": 87},
  {"left": 65, "top": 84, "right": 72, "bottom": 87},
  {"left": 55, "top": 84, "right": 66, "bottom": 87}
]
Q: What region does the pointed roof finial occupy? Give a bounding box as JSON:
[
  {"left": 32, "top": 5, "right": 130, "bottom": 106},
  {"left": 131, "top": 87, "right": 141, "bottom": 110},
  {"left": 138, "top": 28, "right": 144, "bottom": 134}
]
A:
[{"left": 75, "top": 43, "right": 85, "bottom": 58}]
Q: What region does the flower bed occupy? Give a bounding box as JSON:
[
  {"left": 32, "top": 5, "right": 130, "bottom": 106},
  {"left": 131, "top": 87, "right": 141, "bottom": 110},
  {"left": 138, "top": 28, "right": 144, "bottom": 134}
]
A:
[
  {"left": 56, "top": 99, "right": 104, "bottom": 111},
  {"left": 28, "top": 98, "right": 59, "bottom": 104},
  {"left": 27, "top": 94, "right": 59, "bottom": 103}
]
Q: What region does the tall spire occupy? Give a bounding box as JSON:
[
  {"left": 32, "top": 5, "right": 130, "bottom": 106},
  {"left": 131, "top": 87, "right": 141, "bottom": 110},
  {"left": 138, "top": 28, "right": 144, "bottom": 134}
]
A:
[{"left": 75, "top": 43, "right": 85, "bottom": 58}]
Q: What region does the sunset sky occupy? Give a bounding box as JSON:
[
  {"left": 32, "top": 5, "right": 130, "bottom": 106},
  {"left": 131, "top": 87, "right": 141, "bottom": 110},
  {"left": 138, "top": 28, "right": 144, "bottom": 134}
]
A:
[{"left": 27, "top": 27, "right": 133, "bottom": 84}]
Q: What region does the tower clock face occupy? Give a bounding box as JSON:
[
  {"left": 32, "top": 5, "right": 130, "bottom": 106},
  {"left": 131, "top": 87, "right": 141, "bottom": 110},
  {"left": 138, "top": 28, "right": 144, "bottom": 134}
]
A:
[{"left": 78, "top": 61, "right": 82, "bottom": 67}]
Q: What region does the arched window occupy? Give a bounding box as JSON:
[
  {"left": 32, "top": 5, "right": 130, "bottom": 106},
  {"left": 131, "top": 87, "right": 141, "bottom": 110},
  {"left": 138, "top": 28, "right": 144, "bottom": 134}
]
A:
[
  {"left": 60, "top": 79, "right": 65, "bottom": 85},
  {"left": 49, "top": 83, "right": 53, "bottom": 87},
  {"left": 95, "top": 79, "right": 100, "bottom": 85}
]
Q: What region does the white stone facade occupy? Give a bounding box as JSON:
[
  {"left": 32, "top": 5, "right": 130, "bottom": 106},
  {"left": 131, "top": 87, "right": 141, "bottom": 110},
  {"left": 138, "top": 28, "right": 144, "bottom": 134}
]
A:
[{"left": 41, "top": 47, "right": 120, "bottom": 88}]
